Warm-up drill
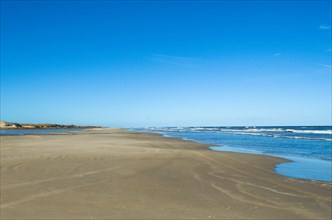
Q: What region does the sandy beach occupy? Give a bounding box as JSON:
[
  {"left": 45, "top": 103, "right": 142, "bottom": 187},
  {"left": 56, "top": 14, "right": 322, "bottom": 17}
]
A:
[{"left": 0, "top": 128, "right": 331, "bottom": 219}]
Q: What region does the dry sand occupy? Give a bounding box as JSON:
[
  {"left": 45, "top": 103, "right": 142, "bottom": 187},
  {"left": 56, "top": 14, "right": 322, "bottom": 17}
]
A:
[{"left": 1, "top": 128, "right": 331, "bottom": 219}]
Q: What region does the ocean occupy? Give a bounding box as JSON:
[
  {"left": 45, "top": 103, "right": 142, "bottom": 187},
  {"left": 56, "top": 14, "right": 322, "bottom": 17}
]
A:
[
  {"left": 133, "top": 126, "right": 332, "bottom": 182},
  {"left": 0, "top": 128, "right": 84, "bottom": 135}
]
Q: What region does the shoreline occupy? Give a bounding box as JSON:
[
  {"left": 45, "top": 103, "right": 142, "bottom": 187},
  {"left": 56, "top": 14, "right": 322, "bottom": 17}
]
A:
[
  {"left": 3, "top": 127, "right": 330, "bottom": 184},
  {"left": 2, "top": 127, "right": 331, "bottom": 182},
  {"left": 1, "top": 128, "right": 331, "bottom": 219},
  {"left": 1, "top": 127, "right": 330, "bottom": 182},
  {"left": 135, "top": 128, "right": 332, "bottom": 183}
]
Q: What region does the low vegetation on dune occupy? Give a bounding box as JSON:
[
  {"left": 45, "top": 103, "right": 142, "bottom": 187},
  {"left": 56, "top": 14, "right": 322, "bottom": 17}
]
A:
[{"left": 0, "top": 121, "right": 101, "bottom": 129}]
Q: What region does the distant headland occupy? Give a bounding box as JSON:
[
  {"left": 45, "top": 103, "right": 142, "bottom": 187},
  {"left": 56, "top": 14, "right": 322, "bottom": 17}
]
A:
[{"left": 0, "top": 121, "right": 102, "bottom": 129}]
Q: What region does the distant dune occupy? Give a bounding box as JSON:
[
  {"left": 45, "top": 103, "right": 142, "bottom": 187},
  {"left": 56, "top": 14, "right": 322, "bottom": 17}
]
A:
[{"left": 0, "top": 121, "right": 101, "bottom": 129}]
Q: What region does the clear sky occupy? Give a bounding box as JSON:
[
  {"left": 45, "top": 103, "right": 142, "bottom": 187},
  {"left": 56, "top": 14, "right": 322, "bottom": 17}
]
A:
[{"left": 1, "top": 0, "right": 331, "bottom": 127}]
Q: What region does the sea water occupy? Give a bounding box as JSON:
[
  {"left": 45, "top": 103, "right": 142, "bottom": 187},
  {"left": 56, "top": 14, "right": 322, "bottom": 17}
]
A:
[
  {"left": 0, "top": 128, "right": 84, "bottom": 135},
  {"left": 133, "top": 126, "right": 332, "bottom": 182}
]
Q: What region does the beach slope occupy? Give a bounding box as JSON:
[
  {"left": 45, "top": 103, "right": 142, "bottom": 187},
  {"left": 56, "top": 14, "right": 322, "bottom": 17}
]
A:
[{"left": 1, "top": 128, "right": 331, "bottom": 219}]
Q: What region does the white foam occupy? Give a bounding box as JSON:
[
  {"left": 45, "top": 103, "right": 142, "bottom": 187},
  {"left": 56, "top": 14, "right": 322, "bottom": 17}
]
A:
[{"left": 285, "top": 129, "right": 332, "bottom": 134}]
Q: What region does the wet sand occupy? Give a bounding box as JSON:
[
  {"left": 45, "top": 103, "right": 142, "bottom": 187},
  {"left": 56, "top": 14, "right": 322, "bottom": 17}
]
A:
[{"left": 1, "top": 128, "right": 331, "bottom": 219}]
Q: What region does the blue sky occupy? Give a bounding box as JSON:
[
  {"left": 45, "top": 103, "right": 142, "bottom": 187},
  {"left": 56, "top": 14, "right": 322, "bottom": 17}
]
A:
[{"left": 1, "top": 0, "right": 331, "bottom": 127}]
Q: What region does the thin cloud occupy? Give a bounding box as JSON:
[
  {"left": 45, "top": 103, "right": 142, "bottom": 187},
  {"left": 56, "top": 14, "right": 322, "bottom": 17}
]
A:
[
  {"left": 319, "top": 25, "right": 331, "bottom": 30},
  {"left": 327, "top": 48, "right": 332, "bottom": 52},
  {"left": 148, "top": 54, "right": 197, "bottom": 68},
  {"left": 318, "top": 63, "right": 332, "bottom": 69},
  {"left": 274, "top": 53, "right": 281, "bottom": 57}
]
